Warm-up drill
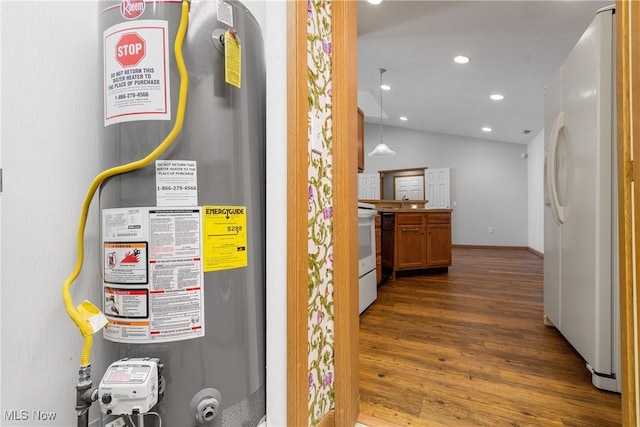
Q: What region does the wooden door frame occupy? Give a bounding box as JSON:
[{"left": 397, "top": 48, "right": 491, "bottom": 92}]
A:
[
  {"left": 286, "top": 1, "right": 309, "bottom": 425},
  {"left": 617, "top": 0, "right": 639, "bottom": 424},
  {"left": 332, "top": 1, "right": 360, "bottom": 425},
  {"left": 287, "top": 1, "right": 358, "bottom": 426}
]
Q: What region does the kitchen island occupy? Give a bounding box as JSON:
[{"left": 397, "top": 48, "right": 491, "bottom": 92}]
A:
[{"left": 378, "top": 208, "right": 452, "bottom": 280}]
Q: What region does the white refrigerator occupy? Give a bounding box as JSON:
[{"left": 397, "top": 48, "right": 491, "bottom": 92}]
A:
[{"left": 543, "top": 5, "right": 620, "bottom": 392}]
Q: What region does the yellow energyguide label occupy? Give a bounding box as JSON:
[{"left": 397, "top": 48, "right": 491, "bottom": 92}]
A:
[{"left": 202, "top": 205, "right": 247, "bottom": 272}]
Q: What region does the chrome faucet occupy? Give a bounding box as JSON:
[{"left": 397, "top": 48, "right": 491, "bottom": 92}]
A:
[{"left": 401, "top": 194, "right": 408, "bottom": 208}]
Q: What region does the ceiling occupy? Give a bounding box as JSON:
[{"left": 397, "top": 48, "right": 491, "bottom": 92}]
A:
[{"left": 357, "top": 0, "right": 612, "bottom": 145}]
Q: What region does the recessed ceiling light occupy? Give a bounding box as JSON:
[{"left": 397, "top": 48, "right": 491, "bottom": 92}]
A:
[
  {"left": 380, "top": 84, "right": 391, "bottom": 91},
  {"left": 367, "top": 0, "right": 383, "bottom": 4},
  {"left": 454, "top": 55, "right": 470, "bottom": 64},
  {"left": 482, "top": 127, "right": 492, "bottom": 132},
  {"left": 490, "top": 94, "right": 504, "bottom": 101},
  {"left": 399, "top": 116, "right": 408, "bottom": 121}
]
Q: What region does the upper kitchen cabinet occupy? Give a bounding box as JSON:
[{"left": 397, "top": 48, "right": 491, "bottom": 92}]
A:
[{"left": 357, "top": 108, "right": 364, "bottom": 172}]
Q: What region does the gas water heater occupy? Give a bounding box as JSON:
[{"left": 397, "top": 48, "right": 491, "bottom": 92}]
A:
[{"left": 97, "top": 0, "right": 265, "bottom": 425}]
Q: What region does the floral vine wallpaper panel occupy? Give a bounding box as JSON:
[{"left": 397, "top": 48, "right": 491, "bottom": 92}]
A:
[{"left": 306, "top": 0, "right": 335, "bottom": 425}]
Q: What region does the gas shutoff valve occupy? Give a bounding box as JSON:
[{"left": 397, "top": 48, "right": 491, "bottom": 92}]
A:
[{"left": 98, "top": 358, "right": 163, "bottom": 416}]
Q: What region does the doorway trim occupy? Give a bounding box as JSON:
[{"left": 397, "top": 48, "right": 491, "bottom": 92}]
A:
[
  {"left": 616, "top": 0, "right": 639, "bottom": 423},
  {"left": 286, "top": 1, "right": 309, "bottom": 425},
  {"left": 332, "top": 1, "right": 359, "bottom": 425}
]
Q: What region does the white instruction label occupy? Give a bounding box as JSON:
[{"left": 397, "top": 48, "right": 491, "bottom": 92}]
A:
[
  {"left": 102, "top": 207, "right": 204, "bottom": 343},
  {"left": 155, "top": 160, "right": 198, "bottom": 206},
  {"left": 103, "top": 20, "right": 171, "bottom": 126},
  {"left": 216, "top": 0, "right": 234, "bottom": 26},
  {"left": 103, "top": 208, "right": 146, "bottom": 240}
]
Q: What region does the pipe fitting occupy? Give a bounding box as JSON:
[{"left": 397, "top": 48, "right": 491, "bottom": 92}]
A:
[
  {"left": 78, "top": 365, "right": 91, "bottom": 386},
  {"left": 190, "top": 388, "right": 222, "bottom": 424},
  {"left": 75, "top": 365, "right": 97, "bottom": 427}
]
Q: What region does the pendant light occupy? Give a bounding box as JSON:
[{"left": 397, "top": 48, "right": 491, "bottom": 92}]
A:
[{"left": 368, "top": 68, "right": 396, "bottom": 157}]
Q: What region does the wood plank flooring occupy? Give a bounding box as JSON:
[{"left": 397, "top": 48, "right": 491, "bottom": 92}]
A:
[{"left": 358, "top": 247, "right": 621, "bottom": 426}]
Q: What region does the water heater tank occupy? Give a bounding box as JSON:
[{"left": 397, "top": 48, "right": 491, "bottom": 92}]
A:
[{"left": 97, "top": 0, "right": 265, "bottom": 425}]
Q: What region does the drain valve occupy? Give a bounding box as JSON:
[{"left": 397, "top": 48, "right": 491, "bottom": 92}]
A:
[{"left": 190, "top": 388, "right": 222, "bottom": 424}]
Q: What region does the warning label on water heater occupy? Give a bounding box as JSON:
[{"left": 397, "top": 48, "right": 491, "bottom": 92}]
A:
[
  {"left": 102, "top": 207, "right": 204, "bottom": 343},
  {"left": 104, "top": 242, "right": 148, "bottom": 284},
  {"left": 103, "top": 20, "right": 171, "bottom": 126}
]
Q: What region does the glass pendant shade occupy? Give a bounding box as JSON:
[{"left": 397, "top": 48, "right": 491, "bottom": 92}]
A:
[
  {"left": 368, "top": 68, "right": 395, "bottom": 157},
  {"left": 368, "top": 143, "right": 396, "bottom": 157}
]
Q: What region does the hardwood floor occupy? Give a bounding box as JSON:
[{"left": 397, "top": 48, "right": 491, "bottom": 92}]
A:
[{"left": 358, "top": 247, "right": 621, "bottom": 426}]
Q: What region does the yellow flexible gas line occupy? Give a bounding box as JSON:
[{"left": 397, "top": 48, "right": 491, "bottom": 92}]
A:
[{"left": 63, "top": 0, "right": 191, "bottom": 367}]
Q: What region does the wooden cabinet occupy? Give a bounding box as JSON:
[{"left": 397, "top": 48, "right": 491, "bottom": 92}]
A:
[
  {"left": 357, "top": 108, "right": 364, "bottom": 172},
  {"left": 381, "top": 210, "right": 452, "bottom": 280},
  {"left": 426, "top": 213, "right": 452, "bottom": 267},
  {"left": 395, "top": 214, "right": 427, "bottom": 269}
]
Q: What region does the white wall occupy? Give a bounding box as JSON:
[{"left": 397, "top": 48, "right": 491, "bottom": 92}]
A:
[
  {"left": 0, "top": 0, "right": 3, "bottom": 416},
  {"left": 0, "top": 1, "right": 4, "bottom": 417},
  {"left": 261, "top": 1, "right": 287, "bottom": 426},
  {"left": 0, "top": 1, "right": 288, "bottom": 426},
  {"left": 1, "top": 2, "right": 107, "bottom": 425},
  {"left": 527, "top": 130, "right": 545, "bottom": 253},
  {"left": 238, "top": 4, "right": 288, "bottom": 424},
  {"left": 364, "top": 124, "right": 529, "bottom": 246}
]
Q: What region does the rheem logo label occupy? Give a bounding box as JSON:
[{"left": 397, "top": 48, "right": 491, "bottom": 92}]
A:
[{"left": 120, "top": 0, "right": 145, "bottom": 20}]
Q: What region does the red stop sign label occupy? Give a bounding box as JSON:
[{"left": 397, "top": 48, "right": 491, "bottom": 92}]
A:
[{"left": 115, "top": 33, "right": 146, "bottom": 67}]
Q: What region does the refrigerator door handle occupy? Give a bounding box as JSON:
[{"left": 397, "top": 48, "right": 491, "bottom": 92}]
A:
[{"left": 546, "top": 111, "right": 566, "bottom": 224}]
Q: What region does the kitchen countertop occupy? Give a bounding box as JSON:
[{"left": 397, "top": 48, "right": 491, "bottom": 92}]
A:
[
  {"left": 358, "top": 199, "right": 452, "bottom": 214},
  {"left": 360, "top": 199, "right": 428, "bottom": 206}
]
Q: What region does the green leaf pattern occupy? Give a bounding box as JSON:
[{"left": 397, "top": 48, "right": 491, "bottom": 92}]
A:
[{"left": 307, "top": 0, "right": 334, "bottom": 425}]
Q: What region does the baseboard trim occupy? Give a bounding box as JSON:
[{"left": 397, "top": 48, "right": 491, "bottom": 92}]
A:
[
  {"left": 452, "top": 244, "right": 529, "bottom": 251},
  {"left": 528, "top": 247, "right": 544, "bottom": 259},
  {"left": 452, "top": 244, "right": 544, "bottom": 259},
  {"left": 543, "top": 314, "right": 556, "bottom": 327},
  {"left": 318, "top": 410, "right": 335, "bottom": 427}
]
